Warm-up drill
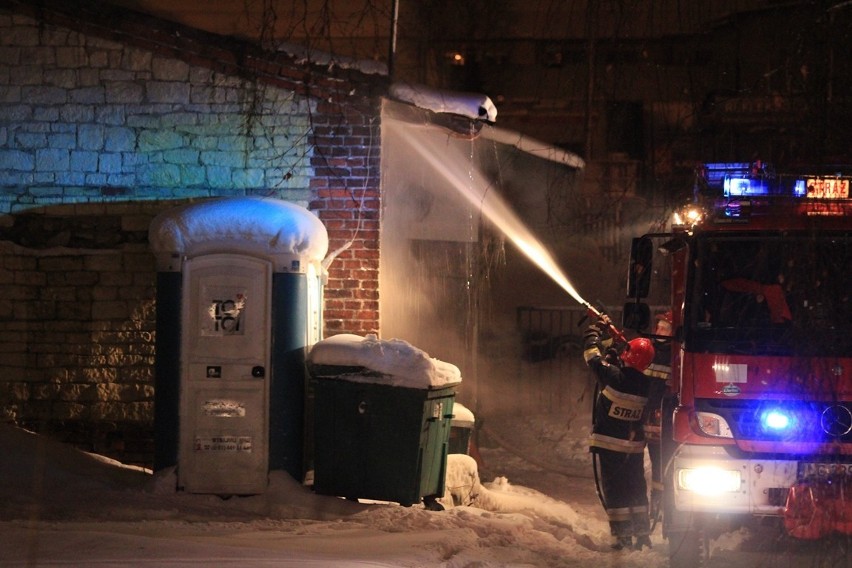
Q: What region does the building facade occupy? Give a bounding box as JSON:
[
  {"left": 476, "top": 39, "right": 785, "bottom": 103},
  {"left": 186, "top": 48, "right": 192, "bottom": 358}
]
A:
[{"left": 0, "top": 0, "right": 386, "bottom": 465}]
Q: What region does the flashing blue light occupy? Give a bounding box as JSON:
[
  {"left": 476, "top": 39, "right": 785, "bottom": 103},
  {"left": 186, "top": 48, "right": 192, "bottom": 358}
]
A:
[
  {"left": 724, "top": 177, "right": 770, "bottom": 197},
  {"left": 761, "top": 409, "right": 793, "bottom": 432},
  {"left": 724, "top": 177, "right": 769, "bottom": 197}
]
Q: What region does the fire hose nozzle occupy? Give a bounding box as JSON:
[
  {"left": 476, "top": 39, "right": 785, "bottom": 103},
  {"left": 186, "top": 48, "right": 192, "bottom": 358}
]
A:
[{"left": 583, "top": 302, "right": 628, "bottom": 345}]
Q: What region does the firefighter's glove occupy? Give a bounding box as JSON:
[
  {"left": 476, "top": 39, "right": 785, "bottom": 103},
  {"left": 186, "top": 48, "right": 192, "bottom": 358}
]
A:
[
  {"left": 604, "top": 346, "right": 621, "bottom": 365},
  {"left": 583, "top": 319, "right": 613, "bottom": 363},
  {"left": 583, "top": 319, "right": 613, "bottom": 346}
]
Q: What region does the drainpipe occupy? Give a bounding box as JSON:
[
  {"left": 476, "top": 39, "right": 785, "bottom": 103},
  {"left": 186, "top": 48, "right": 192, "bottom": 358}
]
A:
[
  {"left": 388, "top": 0, "right": 400, "bottom": 81},
  {"left": 584, "top": 1, "right": 596, "bottom": 163}
]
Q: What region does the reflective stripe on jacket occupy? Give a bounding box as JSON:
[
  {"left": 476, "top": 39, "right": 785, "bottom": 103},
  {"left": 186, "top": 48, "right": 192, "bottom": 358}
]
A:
[
  {"left": 590, "top": 433, "right": 646, "bottom": 454},
  {"left": 601, "top": 386, "right": 647, "bottom": 422},
  {"left": 645, "top": 361, "right": 670, "bottom": 380}
]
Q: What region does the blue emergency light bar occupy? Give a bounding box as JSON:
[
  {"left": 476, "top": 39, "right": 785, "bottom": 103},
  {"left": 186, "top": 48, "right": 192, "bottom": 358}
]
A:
[
  {"left": 722, "top": 178, "right": 805, "bottom": 197},
  {"left": 704, "top": 162, "right": 850, "bottom": 200},
  {"left": 724, "top": 177, "right": 769, "bottom": 196}
]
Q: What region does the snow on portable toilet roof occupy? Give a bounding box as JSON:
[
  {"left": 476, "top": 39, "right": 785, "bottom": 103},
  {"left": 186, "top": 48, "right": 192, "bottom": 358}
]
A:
[
  {"left": 308, "top": 333, "right": 462, "bottom": 389},
  {"left": 148, "top": 197, "right": 329, "bottom": 271}
]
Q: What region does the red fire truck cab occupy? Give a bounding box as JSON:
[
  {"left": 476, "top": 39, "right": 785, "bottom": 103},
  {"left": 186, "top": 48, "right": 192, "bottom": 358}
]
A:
[{"left": 625, "top": 162, "right": 852, "bottom": 566}]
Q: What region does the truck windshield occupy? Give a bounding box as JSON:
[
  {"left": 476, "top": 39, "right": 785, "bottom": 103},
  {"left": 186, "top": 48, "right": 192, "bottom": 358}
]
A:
[{"left": 687, "top": 231, "right": 852, "bottom": 356}]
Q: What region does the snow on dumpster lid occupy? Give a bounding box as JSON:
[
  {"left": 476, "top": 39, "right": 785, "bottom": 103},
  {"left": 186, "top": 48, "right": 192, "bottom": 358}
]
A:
[
  {"left": 308, "top": 333, "right": 462, "bottom": 389},
  {"left": 148, "top": 197, "right": 328, "bottom": 261},
  {"left": 452, "top": 402, "right": 475, "bottom": 426}
]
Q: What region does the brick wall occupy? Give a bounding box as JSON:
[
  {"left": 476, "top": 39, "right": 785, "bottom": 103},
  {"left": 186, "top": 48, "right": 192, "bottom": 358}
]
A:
[
  {"left": 0, "top": 0, "right": 385, "bottom": 466},
  {"left": 311, "top": 100, "right": 381, "bottom": 336}
]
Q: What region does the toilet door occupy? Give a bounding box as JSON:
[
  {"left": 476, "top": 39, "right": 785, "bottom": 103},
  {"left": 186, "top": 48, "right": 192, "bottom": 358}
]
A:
[{"left": 179, "top": 253, "right": 271, "bottom": 494}]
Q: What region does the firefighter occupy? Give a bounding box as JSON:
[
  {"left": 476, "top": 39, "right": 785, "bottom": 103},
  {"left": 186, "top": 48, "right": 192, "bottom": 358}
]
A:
[
  {"left": 643, "top": 310, "right": 672, "bottom": 525},
  {"left": 583, "top": 316, "right": 655, "bottom": 550}
]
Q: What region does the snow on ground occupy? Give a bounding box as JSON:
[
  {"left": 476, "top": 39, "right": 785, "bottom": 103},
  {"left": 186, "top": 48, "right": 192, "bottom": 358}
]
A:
[
  {"left": 3, "top": 332, "right": 785, "bottom": 567},
  {"left": 0, "top": 416, "right": 671, "bottom": 568}
]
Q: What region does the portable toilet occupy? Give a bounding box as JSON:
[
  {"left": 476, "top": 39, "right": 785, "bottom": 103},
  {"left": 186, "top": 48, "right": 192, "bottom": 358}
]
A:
[{"left": 149, "top": 197, "right": 327, "bottom": 494}]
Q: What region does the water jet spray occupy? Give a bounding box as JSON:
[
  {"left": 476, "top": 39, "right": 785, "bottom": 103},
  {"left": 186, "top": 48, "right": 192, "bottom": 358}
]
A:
[{"left": 387, "top": 120, "right": 629, "bottom": 345}]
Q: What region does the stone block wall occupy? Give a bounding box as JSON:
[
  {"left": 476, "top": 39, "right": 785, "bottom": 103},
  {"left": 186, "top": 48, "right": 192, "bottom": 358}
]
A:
[
  {"left": 0, "top": 204, "right": 161, "bottom": 464},
  {"left": 0, "top": 0, "right": 385, "bottom": 466},
  {"left": 0, "top": 200, "right": 171, "bottom": 464},
  {"left": 0, "top": 17, "right": 317, "bottom": 210}
]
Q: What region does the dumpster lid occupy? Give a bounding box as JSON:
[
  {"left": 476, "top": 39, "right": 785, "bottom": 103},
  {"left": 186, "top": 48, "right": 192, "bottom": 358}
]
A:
[
  {"left": 451, "top": 402, "right": 475, "bottom": 427},
  {"left": 149, "top": 197, "right": 328, "bottom": 262},
  {"left": 308, "top": 334, "right": 461, "bottom": 389}
]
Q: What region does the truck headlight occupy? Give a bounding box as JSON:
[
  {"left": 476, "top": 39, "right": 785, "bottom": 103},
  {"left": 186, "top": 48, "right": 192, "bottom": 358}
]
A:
[
  {"left": 677, "top": 467, "right": 742, "bottom": 495},
  {"left": 695, "top": 411, "right": 733, "bottom": 438}
]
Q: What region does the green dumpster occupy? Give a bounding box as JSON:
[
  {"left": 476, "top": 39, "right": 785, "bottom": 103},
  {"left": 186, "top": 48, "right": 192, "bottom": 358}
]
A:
[
  {"left": 448, "top": 402, "right": 475, "bottom": 455},
  {"left": 310, "top": 368, "right": 457, "bottom": 508}
]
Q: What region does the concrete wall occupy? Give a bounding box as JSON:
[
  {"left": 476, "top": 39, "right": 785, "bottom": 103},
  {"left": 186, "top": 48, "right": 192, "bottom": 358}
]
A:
[{"left": 0, "top": 1, "right": 385, "bottom": 466}]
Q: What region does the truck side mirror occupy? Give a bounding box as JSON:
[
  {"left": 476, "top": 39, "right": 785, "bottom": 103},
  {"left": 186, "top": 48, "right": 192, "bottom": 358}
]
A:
[
  {"left": 658, "top": 237, "right": 687, "bottom": 256},
  {"left": 627, "top": 237, "right": 653, "bottom": 298}
]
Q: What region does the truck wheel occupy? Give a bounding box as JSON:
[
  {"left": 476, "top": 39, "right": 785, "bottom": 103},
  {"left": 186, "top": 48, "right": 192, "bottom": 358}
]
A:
[{"left": 668, "top": 528, "right": 705, "bottom": 568}]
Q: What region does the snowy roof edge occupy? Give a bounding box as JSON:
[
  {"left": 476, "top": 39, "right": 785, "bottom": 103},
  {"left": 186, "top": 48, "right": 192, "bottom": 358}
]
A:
[
  {"left": 481, "top": 128, "right": 585, "bottom": 170},
  {"left": 388, "top": 82, "right": 497, "bottom": 123},
  {"left": 386, "top": 82, "right": 583, "bottom": 170},
  {"left": 276, "top": 40, "right": 388, "bottom": 76}
]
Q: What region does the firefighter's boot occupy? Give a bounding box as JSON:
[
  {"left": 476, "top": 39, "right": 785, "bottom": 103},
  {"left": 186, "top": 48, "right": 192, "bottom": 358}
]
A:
[
  {"left": 611, "top": 535, "right": 633, "bottom": 551},
  {"left": 634, "top": 535, "right": 652, "bottom": 550}
]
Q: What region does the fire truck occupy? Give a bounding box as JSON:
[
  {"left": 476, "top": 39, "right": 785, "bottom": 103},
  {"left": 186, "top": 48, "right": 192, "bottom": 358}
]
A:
[{"left": 623, "top": 162, "right": 852, "bottom": 566}]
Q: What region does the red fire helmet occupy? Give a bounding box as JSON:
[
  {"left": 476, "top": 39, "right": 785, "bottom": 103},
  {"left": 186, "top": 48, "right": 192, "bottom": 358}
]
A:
[{"left": 620, "top": 338, "right": 655, "bottom": 371}]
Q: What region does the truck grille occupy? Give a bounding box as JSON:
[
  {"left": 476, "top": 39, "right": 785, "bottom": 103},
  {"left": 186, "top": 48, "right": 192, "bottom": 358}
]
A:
[{"left": 697, "top": 398, "right": 852, "bottom": 444}]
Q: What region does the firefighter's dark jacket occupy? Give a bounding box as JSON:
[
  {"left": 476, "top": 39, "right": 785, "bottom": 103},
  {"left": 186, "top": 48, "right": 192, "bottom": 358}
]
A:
[{"left": 583, "top": 322, "right": 651, "bottom": 454}]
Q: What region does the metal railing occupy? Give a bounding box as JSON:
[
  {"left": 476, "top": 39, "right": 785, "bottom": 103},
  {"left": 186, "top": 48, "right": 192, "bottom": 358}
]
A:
[
  {"left": 477, "top": 304, "right": 669, "bottom": 416},
  {"left": 500, "top": 306, "right": 609, "bottom": 414},
  {"left": 516, "top": 305, "right": 623, "bottom": 362}
]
